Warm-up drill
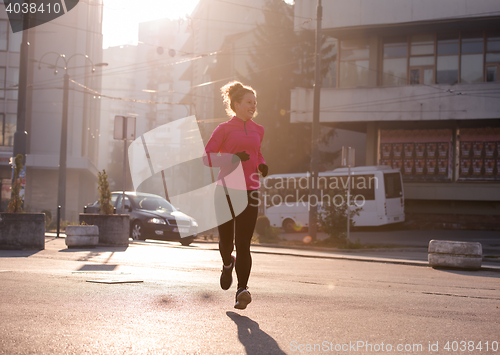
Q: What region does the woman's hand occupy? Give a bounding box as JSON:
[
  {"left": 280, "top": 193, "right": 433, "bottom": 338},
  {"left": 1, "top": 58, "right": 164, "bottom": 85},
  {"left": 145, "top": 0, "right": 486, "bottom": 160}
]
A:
[
  {"left": 232, "top": 151, "right": 250, "bottom": 163},
  {"left": 258, "top": 164, "right": 268, "bottom": 177}
]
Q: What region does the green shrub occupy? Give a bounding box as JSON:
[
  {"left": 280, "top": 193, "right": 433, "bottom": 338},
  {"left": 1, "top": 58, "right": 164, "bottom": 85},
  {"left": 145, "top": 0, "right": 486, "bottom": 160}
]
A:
[
  {"left": 97, "top": 169, "right": 114, "bottom": 215},
  {"left": 317, "top": 189, "right": 362, "bottom": 241}
]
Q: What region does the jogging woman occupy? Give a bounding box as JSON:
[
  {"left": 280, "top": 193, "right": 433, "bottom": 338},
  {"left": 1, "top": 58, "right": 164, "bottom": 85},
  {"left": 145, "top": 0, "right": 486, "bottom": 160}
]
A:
[{"left": 204, "top": 81, "right": 268, "bottom": 310}]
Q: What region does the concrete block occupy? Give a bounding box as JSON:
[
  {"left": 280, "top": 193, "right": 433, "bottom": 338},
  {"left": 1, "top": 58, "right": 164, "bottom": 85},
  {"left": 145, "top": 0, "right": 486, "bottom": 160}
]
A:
[
  {"left": 428, "top": 253, "right": 482, "bottom": 270},
  {"left": 428, "top": 239, "right": 482, "bottom": 270},
  {"left": 79, "top": 214, "right": 129, "bottom": 247},
  {"left": 0, "top": 213, "right": 45, "bottom": 250},
  {"left": 428, "top": 240, "right": 482, "bottom": 256},
  {"left": 65, "top": 225, "right": 99, "bottom": 248}
]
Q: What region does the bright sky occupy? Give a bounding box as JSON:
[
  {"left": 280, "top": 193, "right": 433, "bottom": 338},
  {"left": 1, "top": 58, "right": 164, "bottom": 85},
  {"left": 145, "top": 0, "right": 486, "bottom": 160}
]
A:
[{"left": 102, "top": 0, "right": 201, "bottom": 49}]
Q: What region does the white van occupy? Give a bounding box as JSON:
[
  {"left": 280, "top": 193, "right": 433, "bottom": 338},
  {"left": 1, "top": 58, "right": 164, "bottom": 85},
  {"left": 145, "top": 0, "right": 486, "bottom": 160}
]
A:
[{"left": 262, "top": 165, "right": 404, "bottom": 232}]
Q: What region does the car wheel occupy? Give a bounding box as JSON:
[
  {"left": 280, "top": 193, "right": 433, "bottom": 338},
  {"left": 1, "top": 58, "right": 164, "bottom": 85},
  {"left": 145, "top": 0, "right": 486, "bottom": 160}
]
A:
[
  {"left": 283, "top": 219, "right": 296, "bottom": 233},
  {"left": 131, "top": 221, "right": 145, "bottom": 241},
  {"left": 180, "top": 237, "right": 194, "bottom": 246}
]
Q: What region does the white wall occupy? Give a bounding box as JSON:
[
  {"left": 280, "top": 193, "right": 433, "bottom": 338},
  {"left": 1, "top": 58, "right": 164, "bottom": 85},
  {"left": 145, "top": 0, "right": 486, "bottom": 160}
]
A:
[{"left": 295, "top": 0, "right": 500, "bottom": 30}]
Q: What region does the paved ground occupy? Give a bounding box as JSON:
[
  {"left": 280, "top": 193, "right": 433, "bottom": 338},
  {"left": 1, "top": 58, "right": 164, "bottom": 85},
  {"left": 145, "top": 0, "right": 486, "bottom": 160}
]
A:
[{"left": 1, "top": 235, "right": 500, "bottom": 354}]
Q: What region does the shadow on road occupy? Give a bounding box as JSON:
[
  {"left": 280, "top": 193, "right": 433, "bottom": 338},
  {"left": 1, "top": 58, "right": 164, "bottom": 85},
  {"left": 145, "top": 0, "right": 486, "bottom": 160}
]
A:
[
  {"left": 432, "top": 268, "right": 500, "bottom": 278},
  {"left": 226, "top": 311, "right": 286, "bottom": 355}
]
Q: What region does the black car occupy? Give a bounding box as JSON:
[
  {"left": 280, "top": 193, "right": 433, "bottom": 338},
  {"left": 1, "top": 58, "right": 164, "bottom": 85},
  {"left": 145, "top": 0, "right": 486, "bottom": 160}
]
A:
[{"left": 85, "top": 192, "right": 198, "bottom": 246}]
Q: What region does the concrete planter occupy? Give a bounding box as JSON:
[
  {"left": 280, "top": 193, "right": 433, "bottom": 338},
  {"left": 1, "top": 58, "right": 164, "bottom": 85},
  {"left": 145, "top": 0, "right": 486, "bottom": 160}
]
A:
[
  {"left": 79, "top": 214, "right": 129, "bottom": 247},
  {"left": 0, "top": 213, "right": 45, "bottom": 250},
  {"left": 428, "top": 239, "right": 482, "bottom": 270},
  {"left": 65, "top": 225, "right": 99, "bottom": 248}
]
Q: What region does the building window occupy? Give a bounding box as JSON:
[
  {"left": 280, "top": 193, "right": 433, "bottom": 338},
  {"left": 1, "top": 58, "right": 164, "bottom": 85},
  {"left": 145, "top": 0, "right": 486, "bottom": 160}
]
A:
[
  {"left": 486, "top": 32, "right": 500, "bottom": 82},
  {"left": 8, "top": 30, "right": 22, "bottom": 52},
  {"left": 6, "top": 67, "right": 19, "bottom": 100},
  {"left": 322, "top": 37, "right": 337, "bottom": 88},
  {"left": 0, "top": 20, "right": 7, "bottom": 51},
  {"left": 339, "top": 38, "right": 370, "bottom": 88},
  {"left": 436, "top": 34, "right": 459, "bottom": 84},
  {"left": 409, "top": 34, "right": 435, "bottom": 85},
  {"left": 0, "top": 67, "right": 5, "bottom": 99},
  {"left": 379, "top": 129, "right": 453, "bottom": 182},
  {"left": 461, "top": 32, "right": 484, "bottom": 84},
  {"left": 382, "top": 36, "right": 407, "bottom": 86},
  {"left": 4, "top": 114, "right": 16, "bottom": 146}
]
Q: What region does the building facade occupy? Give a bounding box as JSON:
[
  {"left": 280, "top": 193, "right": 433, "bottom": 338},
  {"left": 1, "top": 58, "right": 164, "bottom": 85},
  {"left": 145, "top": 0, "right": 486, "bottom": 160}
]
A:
[
  {"left": 291, "top": 0, "right": 500, "bottom": 221},
  {"left": 0, "top": 1, "right": 104, "bottom": 221}
]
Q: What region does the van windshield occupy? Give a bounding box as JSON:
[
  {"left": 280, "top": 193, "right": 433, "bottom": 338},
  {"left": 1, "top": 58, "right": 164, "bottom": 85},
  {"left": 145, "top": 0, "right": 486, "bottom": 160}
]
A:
[{"left": 383, "top": 173, "right": 403, "bottom": 199}]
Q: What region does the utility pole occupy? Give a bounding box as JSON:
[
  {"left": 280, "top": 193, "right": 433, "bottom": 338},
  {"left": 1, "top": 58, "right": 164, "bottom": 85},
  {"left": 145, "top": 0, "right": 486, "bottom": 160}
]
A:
[
  {"left": 13, "top": 13, "right": 30, "bottom": 166},
  {"left": 308, "top": 0, "right": 322, "bottom": 241},
  {"left": 57, "top": 73, "right": 70, "bottom": 221}
]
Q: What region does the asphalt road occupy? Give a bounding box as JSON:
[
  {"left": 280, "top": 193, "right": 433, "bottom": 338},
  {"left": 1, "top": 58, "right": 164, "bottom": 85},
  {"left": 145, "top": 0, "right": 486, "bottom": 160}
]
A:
[{"left": 1, "top": 237, "right": 499, "bottom": 354}]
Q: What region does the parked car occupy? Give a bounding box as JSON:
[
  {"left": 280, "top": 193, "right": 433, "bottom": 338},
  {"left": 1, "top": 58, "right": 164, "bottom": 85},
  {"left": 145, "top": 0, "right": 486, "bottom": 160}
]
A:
[{"left": 85, "top": 192, "right": 198, "bottom": 246}]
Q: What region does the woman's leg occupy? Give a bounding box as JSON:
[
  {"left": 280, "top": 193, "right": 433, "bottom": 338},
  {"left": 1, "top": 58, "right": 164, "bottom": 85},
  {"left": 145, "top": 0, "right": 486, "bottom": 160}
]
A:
[
  {"left": 234, "top": 190, "right": 259, "bottom": 289},
  {"left": 216, "top": 191, "right": 235, "bottom": 266}
]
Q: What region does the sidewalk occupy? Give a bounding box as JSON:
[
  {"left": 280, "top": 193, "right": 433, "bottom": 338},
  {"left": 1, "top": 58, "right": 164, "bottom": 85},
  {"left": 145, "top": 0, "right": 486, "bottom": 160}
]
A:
[{"left": 45, "top": 231, "right": 500, "bottom": 269}]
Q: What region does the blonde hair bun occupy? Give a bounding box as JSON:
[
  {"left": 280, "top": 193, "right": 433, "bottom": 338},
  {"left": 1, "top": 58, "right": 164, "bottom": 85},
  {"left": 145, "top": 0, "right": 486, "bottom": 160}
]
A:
[{"left": 220, "top": 81, "right": 256, "bottom": 117}]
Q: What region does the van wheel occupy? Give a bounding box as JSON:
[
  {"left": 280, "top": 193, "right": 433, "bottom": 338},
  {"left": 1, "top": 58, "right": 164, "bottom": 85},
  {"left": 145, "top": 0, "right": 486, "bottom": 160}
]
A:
[{"left": 283, "top": 219, "right": 296, "bottom": 233}]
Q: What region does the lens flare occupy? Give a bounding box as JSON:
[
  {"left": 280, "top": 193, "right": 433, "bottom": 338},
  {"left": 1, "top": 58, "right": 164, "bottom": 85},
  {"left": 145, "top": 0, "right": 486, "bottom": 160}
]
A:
[
  {"left": 293, "top": 221, "right": 303, "bottom": 232},
  {"left": 303, "top": 236, "right": 312, "bottom": 244}
]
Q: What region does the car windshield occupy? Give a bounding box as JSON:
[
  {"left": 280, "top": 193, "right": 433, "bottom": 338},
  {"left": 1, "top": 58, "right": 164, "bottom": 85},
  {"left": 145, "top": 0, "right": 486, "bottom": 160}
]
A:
[{"left": 130, "top": 196, "right": 175, "bottom": 212}]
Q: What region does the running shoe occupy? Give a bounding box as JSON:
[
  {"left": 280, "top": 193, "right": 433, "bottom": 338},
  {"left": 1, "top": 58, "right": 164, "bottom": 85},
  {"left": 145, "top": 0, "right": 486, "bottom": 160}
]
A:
[
  {"left": 234, "top": 287, "right": 252, "bottom": 310},
  {"left": 220, "top": 255, "right": 235, "bottom": 290}
]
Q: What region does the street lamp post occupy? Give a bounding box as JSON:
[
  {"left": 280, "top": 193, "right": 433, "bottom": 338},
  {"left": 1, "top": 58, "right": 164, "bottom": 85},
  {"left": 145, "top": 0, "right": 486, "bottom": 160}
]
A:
[{"left": 38, "top": 53, "right": 107, "bottom": 221}]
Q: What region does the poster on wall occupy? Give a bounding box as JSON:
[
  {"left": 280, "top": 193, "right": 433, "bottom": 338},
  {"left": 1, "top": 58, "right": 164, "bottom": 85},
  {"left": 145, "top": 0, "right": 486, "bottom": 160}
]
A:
[
  {"left": 392, "top": 159, "right": 403, "bottom": 171},
  {"left": 460, "top": 159, "right": 471, "bottom": 176},
  {"left": 485, "top": 159, "right": 495, "bottom": 176},
  {"left": 426, "top": 143, "right": 437, "bottom": 158},
  {"left": 404, "top": 143, "right": 414, "bottom": 158},
  {"left": 392, "top": 143, "right": 403, "bottom": 159},
  {"left": 426, "top": 159, "right": 437, "bottom": 175},
  {"left": 380, "top": 159, "right": 392, "bottom": 167},
  {"left": 415, "top": 143, "right": 426, "bottom": 158},
  {"left": 438, "top": 143, "right": 449, "bottom": 158},
  {"left": 415, "top": 159, "right": 425, "bottom": 175},
  {"left": 381, "top": 144, "right": 392, "bottom": 159},
  {"left": 460, "top": 141, "right": 472, "bottom": 158},
  {"left": 472, "top": 159, "right": 483, "bottom": 176},
  {"left": 472, "top": 142, "right": 484, "bottom": 158},
  {"left": 403, "top": 159, "right": 414, "bottom": 175},
  {"left": 438, "top": 159, "right": 448, "bottom": 175},
  {"left": 485, "top": 142, "right": 496, "bottom": 159}
]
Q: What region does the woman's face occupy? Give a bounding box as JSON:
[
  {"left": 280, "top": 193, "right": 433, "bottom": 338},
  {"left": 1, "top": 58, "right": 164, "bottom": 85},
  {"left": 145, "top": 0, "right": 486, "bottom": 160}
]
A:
[{"left": 234, "top": 92, "right": 256, "bottom": 121}]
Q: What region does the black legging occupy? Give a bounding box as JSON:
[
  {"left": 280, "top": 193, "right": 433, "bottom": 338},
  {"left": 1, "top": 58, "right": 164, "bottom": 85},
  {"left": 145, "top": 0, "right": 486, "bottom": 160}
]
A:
[{"left": 216, "top": 188, "right": 259, "bottom": 289}]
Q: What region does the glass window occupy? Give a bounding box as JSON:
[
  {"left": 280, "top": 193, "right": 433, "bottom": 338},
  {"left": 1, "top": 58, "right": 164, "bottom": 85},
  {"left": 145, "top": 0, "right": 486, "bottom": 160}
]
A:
[
  {"left": 437, "top": 34, "right": 459, "bottom": 55},
  {"left": 6, "top": 67, "right": 19, "bottom": 100},
  {"left": 0, "top": 67, "right": 5, "bottom": 99},
  {"left": 339, "top": 38, "right": 370, "bottom": 88},
  {"left": 322, "top": 37, "right": 337, "bottom": 88},
  {"left": 461, "top": 54, "right": 483, "bottom": 83},
  {"left": 382, "top": 37, "right": 407, "bottom": 86},
  {"left": 4, "top": 114, "right": 16, "bottom": 147},
  {"left": 8, "top": 30, "right": 22, "bottom": 52},
  {"left": 437, "top": 34, "right": 459, "bottom": 84},
  {"left": 486, "top": 66, "right": 498, "bottom": 82},
  {"left": 460, "top": 33, "right": 484, "bottom": 84},
  {"left": 486, "top": 53, "right": 500, "bottom": 63},
  {"left": 0, "top": 114, "right": 3, "bottom": 145},
  {"left": 409, "top": 56, "right": 434, "bottom": 66},
  {"left": 384, "top": 173, "right": 403, "bottom": 199},
  {"left": 486, "top": 33, "right": 500, "bottom": 52},
  {"left": 0, "top": 21, "right": 7, "bottom": 51},
  {"left": 411, "top": 34, "right": 434, "bottom": 56},
  {"left": 461, "top": 32, "right": 483, "bottom": 54}
]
